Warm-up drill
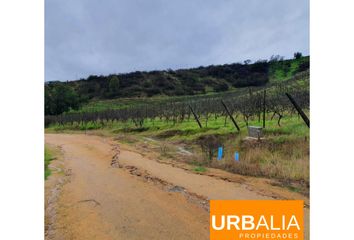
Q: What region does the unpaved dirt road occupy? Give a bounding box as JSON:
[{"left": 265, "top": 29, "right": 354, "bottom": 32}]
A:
[{"left": 45, "top": 133, "right": 309, "bottom": 240}]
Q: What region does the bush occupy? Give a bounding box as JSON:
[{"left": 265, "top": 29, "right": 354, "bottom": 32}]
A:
[{"left": 213, "top": 82, "right": 229, "bottom": 92}]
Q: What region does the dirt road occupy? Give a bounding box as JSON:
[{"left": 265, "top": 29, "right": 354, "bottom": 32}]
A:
[{"left": 45, "top": 133, "right": 309, "bottom": 240}]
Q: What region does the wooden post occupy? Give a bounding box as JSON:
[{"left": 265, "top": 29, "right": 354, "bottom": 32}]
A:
[
  {"left": 263, "top": 90, "right": 266, "bottom": 128},
  {"left": 285, "top": 93, "right": 310, "bottom": 128},
  {"left": 221, "top": 100, "right": 240, "bottom": 132},
  {"left": 188, "top": 104, "right": 202, "bottom": 128}
]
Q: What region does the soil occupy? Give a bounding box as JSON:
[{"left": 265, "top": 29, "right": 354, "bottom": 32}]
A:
[{"left": 45, "top": 133, "right": 309, "bottom": 240}]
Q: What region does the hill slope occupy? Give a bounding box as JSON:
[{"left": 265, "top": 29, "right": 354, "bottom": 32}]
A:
[{"left": 45, "top": 56, "right": 309, "bottom": 115}]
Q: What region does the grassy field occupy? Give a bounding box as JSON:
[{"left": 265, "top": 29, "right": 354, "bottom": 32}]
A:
[
  {"left": 48, "top": 110, "right": 308, "bottom": 138},
  {"left": 269, "top": 56, "right": 309, "bottom": 82}
]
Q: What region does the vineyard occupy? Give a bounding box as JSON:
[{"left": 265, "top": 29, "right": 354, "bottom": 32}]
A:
[
  {"left": 45, "top": 71, "right": 309, "bottom": 193},
  {"left": 45, "top": 71, "right": 309, "bottom": 131}
]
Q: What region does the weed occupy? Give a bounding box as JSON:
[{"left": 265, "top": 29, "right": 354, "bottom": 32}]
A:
[
  {"left": 193, "top": 166, "right": 207, "bottom": 173},
  {"left": 45, "top": 146, "right": 54, "bottom": 180}
]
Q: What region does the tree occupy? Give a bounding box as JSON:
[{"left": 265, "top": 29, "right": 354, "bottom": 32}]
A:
[
  {"left": 108, "top": 75, "right": 120, "bottom": 96},
  {"left": 269, "top": 55, "right": 284, "bottom": 62},
  {"left": 294, "top": 52, "right": 302, "bottom": 59},
  {"left": 45, "top": 83, "right": 84, "bottom": 115},
  {"left": 244, "top": 59, "right": 251, "bottom": 65}
]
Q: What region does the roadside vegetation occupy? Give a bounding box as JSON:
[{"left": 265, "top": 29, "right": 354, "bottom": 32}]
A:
[
  {"left": 45, "top": 146, "right": 54, "bottom": 179},
  {"left": 47, "top": 112, "right": 309, "bottom": 194},
  {"left": 193, "top": 166, "right": 207, "bottom": 173}
]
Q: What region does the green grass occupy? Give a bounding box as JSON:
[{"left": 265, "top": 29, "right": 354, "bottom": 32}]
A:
[
  {"left": 269, "top": 56, "right": 309, "bottom": 83},
  {"left": 48, "top": 112, "right": 309, "bottom": 141},
  {"left": 193, "top": 166, "right": 207, "bottom": 173},
  {"left": 45, "top": 146, "right": 54, "bottom": 180}
]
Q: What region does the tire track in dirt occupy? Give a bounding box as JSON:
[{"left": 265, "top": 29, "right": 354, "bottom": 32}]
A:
[{"left": 110, "top": 142, "right": 210, "bottom": 211}]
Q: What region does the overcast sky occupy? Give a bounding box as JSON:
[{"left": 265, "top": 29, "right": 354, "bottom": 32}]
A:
[{"left": 45, "top": 0, "right": 309, "bottom": 81}]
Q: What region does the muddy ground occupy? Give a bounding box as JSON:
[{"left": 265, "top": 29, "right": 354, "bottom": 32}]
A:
[{"left": 45, "top": 133, "right": 309, "bottom": 240}]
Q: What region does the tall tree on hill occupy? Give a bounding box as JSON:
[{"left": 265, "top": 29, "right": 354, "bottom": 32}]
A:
[{"left": 294, "top": 52, "right": 302, "bottom": 59}]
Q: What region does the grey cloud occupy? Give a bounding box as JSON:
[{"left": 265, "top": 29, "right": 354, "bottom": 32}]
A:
[{"left": 45, "top": 0, "right": 309, "bottom": 81}]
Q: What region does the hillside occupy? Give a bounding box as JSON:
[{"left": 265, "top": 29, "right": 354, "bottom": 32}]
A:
[
  {"left": 45, "top": 55, "right": 309, "bottom": 115},
  {"left": 45, "top": 56, "right": 310, "bottom": 192}
]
